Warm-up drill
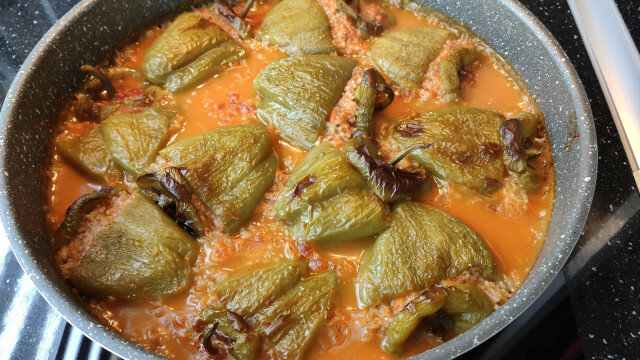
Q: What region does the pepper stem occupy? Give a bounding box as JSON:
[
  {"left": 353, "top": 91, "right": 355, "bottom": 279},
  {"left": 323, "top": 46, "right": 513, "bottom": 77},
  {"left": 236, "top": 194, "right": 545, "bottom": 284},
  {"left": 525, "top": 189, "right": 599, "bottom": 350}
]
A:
[
  {"left": 389, "top": 143, "right": 431, "bottom": 166},
  {"left": 239, "top": 0, "right": 256, "bottom": 19},
  {"left": 202, "top": 322, "right": 220, "bottom": 355},
  {"left": 81, "top": 65, "right": 116, "bottom": 99}
]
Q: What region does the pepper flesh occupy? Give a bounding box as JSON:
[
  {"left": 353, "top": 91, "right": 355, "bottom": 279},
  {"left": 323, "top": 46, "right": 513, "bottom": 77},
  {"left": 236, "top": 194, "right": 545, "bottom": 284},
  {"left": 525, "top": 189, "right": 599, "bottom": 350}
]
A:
[
  {"left": 159, "top": 124, "right": 276, "bottom": 234},
  {"left": 443, "top": 283, "right": 494, "bottom": 333},
  {"left": 142, "top": 12, "right": 245, "bottom": 91},
  {"left": 276, "top": 143, "right": 390, "bottom": 244},
  {"left": 388, "top": 107, "right": 506, "bottom": 193},
  {"left": 371, "top": 27, "right": 451, "bottom": 88},
  {"left": 381, "top": 287, "right": 448, "bottom": 354},
  {"left": 356, "top": 201, "right": 496, "bottom": 308},
  {"left": 70, "top": 194, "right": 198, "bottom": 298},
  {"left": 256, "top": 271, "right": 338, "bottom": 360},
  {"left": 344, "top": 136, "right": 428, "bottom": 202},
  {"left": 439, "top": 47, "right": 482, "bottom": 102},
  {"left": 100, "top": 106, "right": 174, "bottom": 177},
  {"left": 254, "top": 55, "right": 355, "bottom": 149},
  {"left": 56, "top": 127, "right": 123, "bottom": 182},
  {"left": 210, "top": 261, "right": 308, "bottom": 317},
  {"left": 261, "top": 0, "right": 335, "bottom": 55}
]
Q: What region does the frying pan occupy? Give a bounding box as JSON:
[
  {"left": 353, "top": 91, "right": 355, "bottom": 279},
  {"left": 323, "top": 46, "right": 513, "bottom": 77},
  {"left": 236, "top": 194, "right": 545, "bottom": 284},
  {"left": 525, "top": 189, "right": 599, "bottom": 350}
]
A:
[{"left": 0, "top": 0, "right": 597, "bottom": 359}]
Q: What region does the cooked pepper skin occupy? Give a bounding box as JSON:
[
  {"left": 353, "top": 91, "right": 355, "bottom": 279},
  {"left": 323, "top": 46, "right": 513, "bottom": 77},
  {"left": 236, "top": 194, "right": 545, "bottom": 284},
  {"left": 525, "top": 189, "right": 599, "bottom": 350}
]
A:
[
  {"left": 56, "top": 127, "right": 123, "bottom": 182},
  {"left": 164, "top": 41, "right": 246, "bottom": 92},
  {"left": 256, "top": 271, "right": 338, "bottom": 360},
  {"left": 344, "top": 136, "right": 428, "bottom": 202},
  {"left": 353, "top": 68, "right": 394, "bottom": 137},
  {"left": 70, "top": 194, "right": 198, "bottom": 298},
  {"left": 142, "top": 13, "right": 232, "bottom": 84},
  {"left": 210, "top": 261, "right": 308, "bottom": 317},
  {"left": 443, "top": 283, "right": 493, "bottom": 333},
  {"left": 137, "top": 167, "right": 204, "bottom": 237},
  {"left": 254, "top": 55, "right": 356, "bottom": 149},
  {"left": 200, "top": 308, "right": 261, "bottom": 360},
  {"left": 159, "top": 124, "right": 277, "bottom": 234},
  {"left": 499, "top": 118, "right": 540, "bottom": 191},
  {"left": 382, "top": 287, "right": 447, "bottom": 354},
  {"left": 439, "top": 47, "right": 482, "bottom": 102},
  {"left": 356, "top": 201, "right": 496, "bottom": 308},
  {"left": 389, "top": 107, "right": 506, "bottom": 193},
  {"left": 276, "top": 143, "right": 390, "bottom": 244},
  {"left": 261, "top": 0, "right": 335, "bottom": 55},
  {"left": 100, "top": 106, "right": 174, "bottom": 177},
  {"left": 371, "top": 27, "right": 451, "bottom": 88}
]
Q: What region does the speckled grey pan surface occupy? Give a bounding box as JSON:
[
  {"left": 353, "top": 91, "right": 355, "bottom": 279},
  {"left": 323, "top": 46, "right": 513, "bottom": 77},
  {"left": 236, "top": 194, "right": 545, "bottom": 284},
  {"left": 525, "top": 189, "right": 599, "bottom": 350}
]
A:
[{"left": 0, "top": 0, "right": 597, "bottom": 359}]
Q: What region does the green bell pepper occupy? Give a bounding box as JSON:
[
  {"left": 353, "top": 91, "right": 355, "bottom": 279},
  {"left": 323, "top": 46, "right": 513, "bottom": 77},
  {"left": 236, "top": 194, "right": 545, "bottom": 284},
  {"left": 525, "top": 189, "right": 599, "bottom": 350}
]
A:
[
  {"left": 439, "top": 47, "right": 482, "bottom": 102},
  {"left": 388, "top": 107, "right": 506, "bottom": 193},
  {"left": 56, "top": 127, "right": 123, "bottom": 182},
  {"left": 254, "top": 55, "right": 356, "bottom": 149},
  {"left": 276, "top": 143, "right": 390, "bottom": 244},
  {"left": 256, "top": 271, "right": 338, "bottom": 360},
  {"left": 261, "top": 0, "right": 335, "bottom": 55},
  {"left": 69, "top": 193, "right": 198, "bottom": 298},
  {"left": 100, "top": 106, "right": 174, "bottom": 177},
  {"left": 356, "top": 201, "right": 496, "bottom": 308},
  {"left": 371, "top": 27, "right": 451, "bottom": 88},
  {"left": 443, "top": 283, "right": 493, "bottom": 333},
  {"left": 159, "top": 124, "right": 277, "bottom": 234}
]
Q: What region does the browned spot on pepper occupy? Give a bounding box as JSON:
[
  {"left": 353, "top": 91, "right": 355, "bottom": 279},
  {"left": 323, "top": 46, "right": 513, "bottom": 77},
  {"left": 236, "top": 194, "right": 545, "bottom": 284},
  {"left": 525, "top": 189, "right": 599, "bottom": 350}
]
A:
[
  {"left": 396, "top": 123, "right": 424, "bottom": 137},
  {"left": 183, "top": 18, "right": 215, "bottom": 32},
  {"left": 483, "top": 177, "right": 501, "bottom": 192},
  {"left": 480, "top": 142, "right": 502, "bottom": 161},
  {"left": 500, "top": 119, "right": 523, "bottom": 161}
]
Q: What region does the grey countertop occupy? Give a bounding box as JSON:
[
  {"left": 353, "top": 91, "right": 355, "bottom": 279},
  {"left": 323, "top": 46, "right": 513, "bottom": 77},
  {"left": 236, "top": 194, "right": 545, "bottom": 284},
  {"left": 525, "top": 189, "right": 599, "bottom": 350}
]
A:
[{"left": 1, "top": 0, "right": 639, "bottom": 359}]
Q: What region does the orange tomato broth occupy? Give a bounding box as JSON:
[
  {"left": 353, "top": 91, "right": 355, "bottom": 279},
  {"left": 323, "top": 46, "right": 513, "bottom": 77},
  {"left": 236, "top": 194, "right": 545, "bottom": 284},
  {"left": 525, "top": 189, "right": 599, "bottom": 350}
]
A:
[{"left": 44, "top": 2, "right": 555, "bottom": 360}]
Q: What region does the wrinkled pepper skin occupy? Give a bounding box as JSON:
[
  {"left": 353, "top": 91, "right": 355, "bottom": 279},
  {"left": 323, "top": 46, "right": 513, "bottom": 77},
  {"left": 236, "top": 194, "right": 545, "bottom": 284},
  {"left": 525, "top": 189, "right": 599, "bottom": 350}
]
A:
[
  {"left": 100, "top": 106, "right": 174, "bottom": 177},
  {"left": 70, "top": 194, "right": 198, "bottom": 298},
  {"left": 439, "top": 47, "right": 482, "bottom": 102},
  {"left": 142, "top": 12, "right": 244, "bottom": 90},
  {"left": 382, "top": 287, "right": 447, "bottom": 354},
  {"left": 276, "top": 143, "right": 390, "bottom": 244},
  {"left": 515, "top": 111, "right": 539, "bottom": 139},
  {"left": 159, "top": 124, "right": 277, "bottom": 234},
  {"left": 53, "top": 187, "right": 122, "bottom": 251},
  {"left": 356, "top": 201, "right": 496, "bottom": 308},
  {"left": 164, "top": 41, "right": 246, "bottom": 92},
  {"left": 254, "top": 55, "right": 356, "bottom": 149},
  {"left": 200, "top": 308, "right": 261, "bottom": 360},
  {"left": 443, "top": 283, "right": 493, "bottom": 333},
  {"left": 261, "top": 0, "right": 335, "bottom": 55},
  {"left": 56, "top": 127, "right": 123, "bottom": 182},
  {"left": 388, "top": 107, "right": 506, "bottom": 193},
  {"left": 256, "top": 271, "right": 338, "bottom": 360},
  {"left": 371, "top": 27, "right": 451, "bottom": 88},
  {"left": 210, "top": 260, "right": 308, "bottom": 317},
  {"left": 344, "top": 136, "right": 428, "bottom": 202}
]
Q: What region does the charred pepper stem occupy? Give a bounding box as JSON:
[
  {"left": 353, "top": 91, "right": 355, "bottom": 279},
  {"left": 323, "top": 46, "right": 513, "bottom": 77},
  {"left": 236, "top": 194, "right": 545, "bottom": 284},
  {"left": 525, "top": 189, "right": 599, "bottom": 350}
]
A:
[
  {"left": 81, "top": 65, "right": 116, "bottom": 99},
  {"left": 212, "top": 1, "right": 252, "bottom": 39},
  {"left": 389, "top": 143, "right": 431, "bottom": 166},
  {"left": 345, "top": 136, "right": 428, "bottom": 203},
  {"left": 239, "top": 0, "right": 256, "bottom": 19},
  {"left": 137, "top": 167, "right": 205, "bottom": 237}
]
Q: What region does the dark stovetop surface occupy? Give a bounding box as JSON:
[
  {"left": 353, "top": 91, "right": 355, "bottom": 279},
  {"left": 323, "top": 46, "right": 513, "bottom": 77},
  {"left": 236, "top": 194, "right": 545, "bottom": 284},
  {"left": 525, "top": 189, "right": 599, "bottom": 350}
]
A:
[{"left": 1, "top": 0, "right": 639, "bottom": 359}]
